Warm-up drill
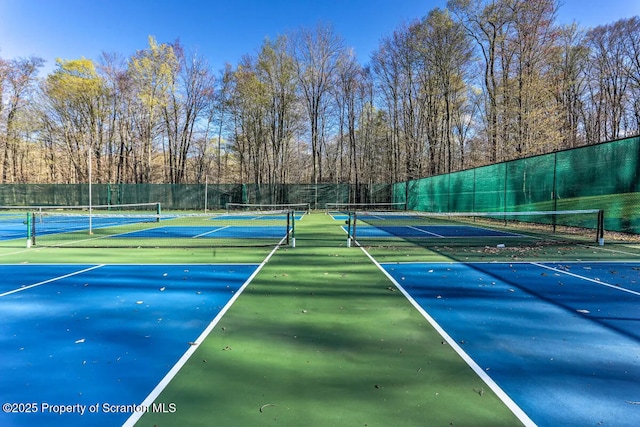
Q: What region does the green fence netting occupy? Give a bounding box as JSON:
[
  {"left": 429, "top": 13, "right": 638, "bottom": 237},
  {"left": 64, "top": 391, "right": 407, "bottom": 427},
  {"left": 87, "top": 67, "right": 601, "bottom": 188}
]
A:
[
  {"left": 0, "top": 183, "right": 393, "bottom": 212},
  {"left": 394, "top": 135, "right": 640, "bottom": 235}
]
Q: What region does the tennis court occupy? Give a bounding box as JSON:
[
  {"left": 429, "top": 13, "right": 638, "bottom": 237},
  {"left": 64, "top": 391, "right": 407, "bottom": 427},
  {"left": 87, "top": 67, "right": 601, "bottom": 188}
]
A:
[
  {"left": 0, "top": 215, "right": 28, "bottom": 241},
  {"left": 0, "top": 207, "right": 298, "bottom": 248},
  {"left": 348, "top": 223, "right": 521, "bottom": 239},
  {"left": 333, "top": 207, "right": 640, "bottom": 425},
  {"left": 332, "top": 212, "right": 520, "bottom": 239},
  {"left": 115, "top": 225, "right": 289, "bottom": 240},
  {"left": 0, "top": 262, "right": 263, "bottom": 427},
  {"left": 337, "top": 209, "right": 604, "bottom": 247},
  {"left": 377, "top": 260, "right": 640, "bottom": 426},
  {"left": 1, "top": 207, "right": 640, "bottom": 426}
]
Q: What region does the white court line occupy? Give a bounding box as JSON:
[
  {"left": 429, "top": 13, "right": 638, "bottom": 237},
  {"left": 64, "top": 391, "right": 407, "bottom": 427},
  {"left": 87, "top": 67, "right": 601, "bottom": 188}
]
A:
[
  {"left": 123, "top": 236, "right": 288, "bottom": 427},
  {"left": 578, "top": 243, "right": 640, "bottom": 258},
  {"left": 105, "top": 224, "right": 169, "bottom": 240},
  {"left": 193, "top": 226, "right": 230, "bottom": 238},
  {"left": 362, "top": 249, "right": 536, "bottom": 427},
  {"left": 0, "top": 264, "right": 106, "bottom": 297},
  {"left": 0, "top": 247, "right": 34, "bottom": 257},
  {"left": 531, "top": 262, "right": 640, "bottom": 297},
  {"left": 407, "top": 225, "right": 444, "bottom": 237}
]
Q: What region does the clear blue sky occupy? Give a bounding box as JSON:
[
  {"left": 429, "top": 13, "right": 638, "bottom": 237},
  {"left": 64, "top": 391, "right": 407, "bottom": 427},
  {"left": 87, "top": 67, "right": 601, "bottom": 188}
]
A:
[{"left": 1, "top": 0, "right": 639, "bottom": 75}]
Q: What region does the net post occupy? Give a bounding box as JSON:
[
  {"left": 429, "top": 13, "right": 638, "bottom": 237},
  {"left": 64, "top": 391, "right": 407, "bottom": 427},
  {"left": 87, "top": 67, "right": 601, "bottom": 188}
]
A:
[
  {"left": 289, "top": 210, "right": 296, "bottom": 248},
  {"left": 597, "top": 209, "right": 605, "bottom": 246},
  {"left": 31, "top": 212, "right": 37, "bottom": 247},
  {"left": 26, "top": 212, "right": 33, "bottom": 248},
  {"left": 351, "top": 211, "right": 357, "bottom": 247},
  {"left": 204, "top": 176, "right": 208, "bottom": 213},
  {"left": 156, "top": 203, "right": 161, "bottom": 222},
  {"left": 346, "top": 212, "right": 352, "bottom": 248}
]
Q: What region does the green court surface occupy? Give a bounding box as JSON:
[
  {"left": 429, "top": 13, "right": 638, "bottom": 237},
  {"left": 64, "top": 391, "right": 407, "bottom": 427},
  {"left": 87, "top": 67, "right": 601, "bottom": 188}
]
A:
[
  {"left": 0, "top": 244, "right": 274, "bottom": 265},
  {"left": 134, "top": 213, "right": 523, "bottom": 427}
]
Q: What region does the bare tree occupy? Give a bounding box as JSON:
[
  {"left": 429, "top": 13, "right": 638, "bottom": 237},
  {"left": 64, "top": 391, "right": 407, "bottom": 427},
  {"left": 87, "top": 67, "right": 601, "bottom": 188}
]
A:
[
  {"left": 162, "top": 44, "right": 215, "bottom": 183},
  {"left": 448, "top": 0, "right": 514, "bottom": 163},
  {"left": 584, "top": 22, "right": 630, "bottom": 142},
  {"left": 129, "top": 36, "right": 177, "bottom": 182},
  {"left": 1, "top": 57, "right": 44, "bottom": 182},
  {"left": 371, "top": 31, "right": 405, "bottom": 183},
  {"left": 209, "top": 64, "right": 234, "bottom": 184},
  {"left": 548, "top": 24, "right": 588, "bottom": 147},
  {"left": 508, "top": 0, "right": 561, "bottom": 156},
  {"left": 256, "top": 35, "right": 301, "bottom": 198},
  {"left": 621, "top": 17, "right": 640, "bottom": 134},
  {"left": 333, "top": 49, "right": 362, "bottom": 188},
  {"left": 41, "top": 58, "right": 106, "bottom": 183},
  {"left": 414, "top": 8, "right": 473, "bottom": 172},
  {"left": 290, "top": 23, "right": 344, "bottom": 184}
]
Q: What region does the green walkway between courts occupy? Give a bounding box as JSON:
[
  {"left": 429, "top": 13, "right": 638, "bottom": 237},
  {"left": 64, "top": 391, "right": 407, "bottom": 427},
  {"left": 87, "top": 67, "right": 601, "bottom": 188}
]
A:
[{"left": 137, "top": 213, "right": 523, "bottom": 427}]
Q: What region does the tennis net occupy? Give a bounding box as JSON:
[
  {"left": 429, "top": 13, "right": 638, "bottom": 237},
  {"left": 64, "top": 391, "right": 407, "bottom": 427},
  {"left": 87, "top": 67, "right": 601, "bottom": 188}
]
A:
[
  {"left": 226, "top": 202, "right": 310, "bottom": 214},
  {"left": 325, "top": 202, "right": 406, "bottom": 214},
  {"left": 0, "top": 205, "right": 296, "bottom": 248},
  {"left": 345, "top": 209, "right": 605, "bottom": 248}
]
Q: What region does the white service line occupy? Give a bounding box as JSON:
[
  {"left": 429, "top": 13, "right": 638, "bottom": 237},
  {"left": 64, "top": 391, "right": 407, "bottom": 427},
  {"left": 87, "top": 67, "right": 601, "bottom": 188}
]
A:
[
  {"left": 407, "top": 225, "right": 443, "bottom": 237},
  {"left": 0, "top": 264, "right": 106, "bottom": 297},
  {"left": 531, "top": 262, "right": 640, "bottom": 297},
  {"left": 193, "top": 225, "right": 229, "bottom": 238}
]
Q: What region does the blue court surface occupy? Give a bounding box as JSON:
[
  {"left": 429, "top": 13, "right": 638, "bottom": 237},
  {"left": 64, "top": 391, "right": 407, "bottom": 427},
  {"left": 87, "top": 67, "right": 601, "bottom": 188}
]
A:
[
  {"left": 349, "top": 224, "right": 520, "bottom": 238},
  {"left": 331, "top": 212, "right": 521, "bottom": 239},
  {"left": 114, "top": 225, "right": 289, "bottom": 239},
  {"left": 0, "top": 215, "right": 159, "bottom": 242},
  {"left": 380, "top": 261, "right": 640, "bottom": 426},
  {"left": 0, "top": 215, "right": 296, "bottom": 243},
  {"left": 0, "top": 214, "right": 32, "bottom": 241},
  {"left": 0, "top": 263, "right": 258, "bottom": 427}
]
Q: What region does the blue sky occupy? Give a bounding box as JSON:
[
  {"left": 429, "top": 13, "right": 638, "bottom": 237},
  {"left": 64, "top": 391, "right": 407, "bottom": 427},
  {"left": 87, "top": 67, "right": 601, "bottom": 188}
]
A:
[{"left": 1, "top": 0, "right": 639, "bottom": 75}]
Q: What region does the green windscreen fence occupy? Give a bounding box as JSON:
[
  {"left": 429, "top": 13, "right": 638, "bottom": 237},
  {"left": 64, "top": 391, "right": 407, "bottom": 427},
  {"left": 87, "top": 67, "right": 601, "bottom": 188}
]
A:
[
  {"left": 0, "top": 183, "right": 392, "bottom": 212},
  {"left": 394, "top": 136, "right": 640, "bottom": 235}
]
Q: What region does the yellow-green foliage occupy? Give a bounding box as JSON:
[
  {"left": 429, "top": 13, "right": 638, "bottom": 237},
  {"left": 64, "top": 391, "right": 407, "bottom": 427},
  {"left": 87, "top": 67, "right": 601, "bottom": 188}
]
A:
[
  {"left": 46, "top": 57, "right": 104, "bottom": 104},
  {"left": 128, "top": 35, "right": 178, "bottom": 111}
]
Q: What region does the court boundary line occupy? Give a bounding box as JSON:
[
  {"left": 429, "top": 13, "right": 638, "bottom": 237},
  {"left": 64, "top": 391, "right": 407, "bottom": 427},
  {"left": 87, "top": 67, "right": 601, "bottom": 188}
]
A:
[
  {"left": 354, "top": 234, "right": 525, "bottom": 240},
  {"left": 447, "top": 224, "right": 526, "bottom": 238},
  {"left": 123, "top": 237, "right": 288, "bottom": 427},
  {"left": 407, "top": 225, "right": 443, "bottom": 237},
  {"left": 1, "top": 262, "right": 262, "bottom": 266},
  {"left": 578, "top": 243, "right": 640, "bottom": 258},
  {"left": 381, "top": 261, "right": 640, "bottom": 298},
  {"left": 0, "top": 247, "right": 34, "bottom": 257},
  {"left": 97, "top": 224, "right": 169, "bottom": 240},
  {"left": 531, "top": 262, "right": 640, "bottom": 297},
  {"left": 193, "top": 225, "right": 228, "bottom": 238},
  {"left": 386, "top": 258, "right": 640, "bottom": 296},
  {"left": 0, "top": 264, "right": 106, "bottom": 297},
  {"left": 360, "top": 248, "right": 537, "bottom": 427},
  {"left": 348, "top": 224, "right": 527, "bottom": 240}
]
